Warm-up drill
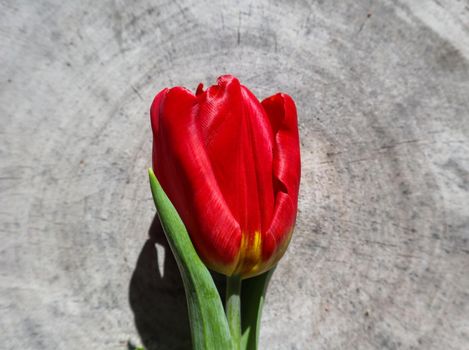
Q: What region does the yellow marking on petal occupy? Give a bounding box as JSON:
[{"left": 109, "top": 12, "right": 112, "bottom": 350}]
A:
[{"left": 234, "top": 231, "right": 263, "bottom": 277}]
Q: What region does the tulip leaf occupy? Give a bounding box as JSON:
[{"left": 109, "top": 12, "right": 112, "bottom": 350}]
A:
[
  {"left": 240, "top": 268, "right": 275, "bottom": 350},
  {"left": 148, "top": 169, "right": 233, "bottom": 350}
]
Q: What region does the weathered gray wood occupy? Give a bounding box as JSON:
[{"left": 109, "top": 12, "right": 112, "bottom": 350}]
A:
[{"left": 1, "top": 0, "right": 468, "bottom": 349}]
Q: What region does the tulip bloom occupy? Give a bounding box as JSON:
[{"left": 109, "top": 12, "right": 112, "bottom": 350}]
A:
[{"left": 150, "top": 75, "right": 300, "bottom": 278}]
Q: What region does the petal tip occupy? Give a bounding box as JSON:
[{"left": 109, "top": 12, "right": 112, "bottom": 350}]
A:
[
  {"left": 217, "top": 74, "right": 240, "bottom": 88},
  {"left": 196, "top": 82, "right": 204, "bottom": 96}
]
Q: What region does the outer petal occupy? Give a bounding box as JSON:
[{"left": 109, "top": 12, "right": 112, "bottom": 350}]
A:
[
  {"left": 196, "top": 76, "right": 275, "bottom": 233},
  {"left": 195, "top": 75, "right": 275, "bottom": 276},
  {"left": 261, "top": 93, "right": 301, "bottom": 262},
  {"left": 151, "top": 86, "right": 242, "bottom": 275}
]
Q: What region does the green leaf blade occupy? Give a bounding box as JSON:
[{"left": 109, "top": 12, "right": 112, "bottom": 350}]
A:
[{"left": 149, "top": 169, "right": 233, "bottom": 350}]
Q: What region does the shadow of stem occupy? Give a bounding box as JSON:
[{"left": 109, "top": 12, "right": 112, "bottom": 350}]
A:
[{"left": 128, "top": 216, "right": 191, "bottom": 350}]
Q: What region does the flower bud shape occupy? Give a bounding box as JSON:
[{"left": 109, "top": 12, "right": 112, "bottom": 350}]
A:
[{"left": 150, "top": 75, "right": 300, "bottom": 278}]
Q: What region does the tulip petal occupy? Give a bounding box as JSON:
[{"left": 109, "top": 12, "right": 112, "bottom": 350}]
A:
[
  {"left": 195, "top": 75, "right": 276, "bottom": 275},
  {"left": 197, "top": 76, "right": 275, "bottom": 233},
  {"left": 151, "top": 86, "right": 242, "bottom": 275},
  {"left": 261, "top": 93, "right": 301, "bottom": 260}
]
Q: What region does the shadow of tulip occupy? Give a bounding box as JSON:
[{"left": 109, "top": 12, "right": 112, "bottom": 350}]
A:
[{"left": 129, "top": 216, "right": 191, "bottom": 350}]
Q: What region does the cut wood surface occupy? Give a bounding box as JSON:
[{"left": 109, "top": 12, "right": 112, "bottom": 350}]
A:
[{"left": 1, "top": 1, "right": 468, "bottom": 349}]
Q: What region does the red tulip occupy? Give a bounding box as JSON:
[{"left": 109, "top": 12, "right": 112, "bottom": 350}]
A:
[{"left": 150, "top": 75, "right": 300, "bottom": 278}]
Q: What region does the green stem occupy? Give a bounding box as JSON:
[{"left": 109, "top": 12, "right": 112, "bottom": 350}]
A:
[
  {"left": 226, "top": 275, "right": 242, "bottom": 350},
  {"left": 240, "top": 269, "right": 275, "bottom": 350}
]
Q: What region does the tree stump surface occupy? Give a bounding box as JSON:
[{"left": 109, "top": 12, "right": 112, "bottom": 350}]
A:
[{"left": 1, "top": 1, "right": 468, "bottom": 349}]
